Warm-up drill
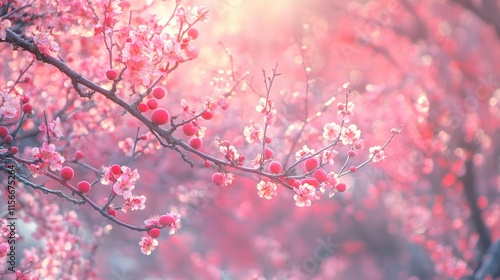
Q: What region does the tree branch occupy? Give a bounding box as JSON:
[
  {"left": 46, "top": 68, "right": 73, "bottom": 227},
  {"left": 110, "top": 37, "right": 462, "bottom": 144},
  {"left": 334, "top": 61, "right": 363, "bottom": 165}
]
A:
[{"left": 461, "top": 149, "right": 491, "bottom": 255}]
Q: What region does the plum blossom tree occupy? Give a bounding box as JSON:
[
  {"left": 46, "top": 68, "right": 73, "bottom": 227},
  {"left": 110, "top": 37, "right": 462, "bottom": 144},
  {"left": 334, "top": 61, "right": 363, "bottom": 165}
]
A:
[
  {"left": 0, "top": 0, "right": 400, "bottom": 278},
  {"left": 0, "top": 0, "right": 499, "bottom": 279}
]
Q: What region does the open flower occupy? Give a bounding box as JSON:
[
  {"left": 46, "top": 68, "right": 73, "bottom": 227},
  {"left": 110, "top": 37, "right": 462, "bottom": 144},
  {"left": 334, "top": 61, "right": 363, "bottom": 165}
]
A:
[
  {"left": 139, "top": 236, "right": 158, "bottom": 255},
  {"left": 257, "top": 180, "right": 277, "bottom": 200},
  {"left": 294, "top": 183, "right": 319, "bottom": 207}
]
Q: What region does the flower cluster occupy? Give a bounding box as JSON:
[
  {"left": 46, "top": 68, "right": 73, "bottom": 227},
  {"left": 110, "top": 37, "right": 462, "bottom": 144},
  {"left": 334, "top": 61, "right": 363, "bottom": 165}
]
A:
[
  {"left": 28, "top": 142, "right": 65, "bottom": 176},
  {"left": 319, "top": 172, "right": 340, "bottom": 198},
  {"left": 337, "top": 101, "right": 354, "bottom": 122},
  {"left": 93, "top": 0, "right": 122, "bottom": 34},
  {"left": 100, "top": 165, "right": 140, "bottom": 199},
  {"left": 144, "top": 212, "right": 182, "bottom": 235},
  {"left": 0, "top": 0, "right": 406, "bottom": 264},
  {"left": 0, "top": 189, "right": 104, "bottom": 278},
  {"left": 122, "top": 194, "right": 147, "bottom": 213},
  {"left": 175, "top": 5, "right": 209, "bottom": 24},
  {"left": 140, "top": 211, "right": 182, "bottom": 255},
  {"left": 323, "top": 122, "right": 361, "bottom": 145},
  {"left": 39, "top": 117, "right": 63, "bottom": 139},
  {"left": 369, "top": 145, "right": 386, "bottom": 162},
  {"left": 95, "top": 3, "right": 207, "bottom": 89},
  {"left": 32, "top": 31, "right": 60, "bottom": 56},
  {"left": 293, "top": 183, "right": 320, "bottom": 207},
  {"left": 218, "top": 140, "right": 242, "bottom": 164}
]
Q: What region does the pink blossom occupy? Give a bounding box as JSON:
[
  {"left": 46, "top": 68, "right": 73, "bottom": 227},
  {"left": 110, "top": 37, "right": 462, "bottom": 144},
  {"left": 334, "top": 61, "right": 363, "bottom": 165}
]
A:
[
  {"left": 321, "top": 150, "right": 338, "bottom": 165},
  {"left": 340, "top": 124, "right": 361, "bottom": 145},
  {"left": 175, "top": 6, "right": 188, "bottom": 24},
  {"left": 294, "top": 145, "right": 315, "bottom": 161},
  {"left": 22, "top": 247, "right": 40, "bottom": 265},
  {"left": 122, "top": 41, "right": 146, "bottom": 62},
  {"left": 122, "top": 194, "right": 146, "bottom": 213},
  {"left": 256, "top": 98, "right": 277, "bottom": 125},
  {"left": 293, "top": 183, "right": 319, "bottom": 207},
  {"left": 323, "top": 122, "right": 341, "bottom": 140},
  {"left": 203, "top": 96, "right": 218, "bottom": 111},
  {"left": 39, "top": 117, "right": 63, "bottom": 139},
  {"left": 175, "top": 5, "right": 208, "bottom": 24},
  {"left": 100, "top": 165, "right": 122, "bottom": 185},
  {"left": 100, "top": 167, "right": 114, "bottom": 185},
  {"left": 0, "top": 101, "right": 16, "bottom": 118},
  {"left": 179, "top": 36, "right": 194, "bottom": 52},
  {"left": 195, "top": 6, "right": 209, "bottom": 22},
  {"left": 263, "top": 108, "right": 277, "bottom": 125},
  {"left": 257, "top": 180, "right": 278, "bottom": 200},
  {"left": 256, "top": 97, "right": 272, "bottom": 113},
  {"left": 102, "top": 0, "right": 123, "bottom": 17},
  {"left": 0, "top": 91, "right": 17, "bottom": 118},
  {"left": 112, "top": 166, "right": 140, "bottom": 199},
  {"left": 243, "top": 121, "right": 263, "bottom": 144},
  {"left": 163, "top": 40, "right": 186, "bottom": 65},
  {"left": 139, "top": 236, "right": 158, "bottom": 255},
  {"left": 337, "top": 101, "right": 354, "bottom": 122},
  {"left": 143, "top": 210, "right": 181, "bottom": 234},
  {"left": 32, "top": 32, "right": 60, "bottom": 56},
  {"left": 251, "top": 153, "right": 263, "bottom": 168},
  {"left": 195, "top": 125, "right": 206, "bottom": 138},
  {"left": 369, "top": 145, "right": 386, "bottom": 162},
  {"left": 144, "top": 215, "right": 161, "bottom": 228},
  {"left": 167, "top": 211, "right": 182, "bottom": 235},
  {"left": 319, "top": 172, "right": 339, "bottom": 198},
  {"left": 353, "top": 138, "right": 365, "bottom": 150},
  {"left": 218, "top": 141, "right": 240, "bottom": 163},
  {"left": 29, "top": 142, "right": 65, "bottom": 176},
  {"left": 180, "top": 99, "right": 196, "bottom": 116}
]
